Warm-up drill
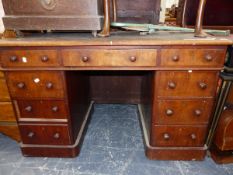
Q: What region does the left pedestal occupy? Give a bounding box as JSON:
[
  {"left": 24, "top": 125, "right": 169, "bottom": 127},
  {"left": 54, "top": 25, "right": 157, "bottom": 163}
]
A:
[{"left": 5, "top": 70, "right": 91, "bottom": 157}]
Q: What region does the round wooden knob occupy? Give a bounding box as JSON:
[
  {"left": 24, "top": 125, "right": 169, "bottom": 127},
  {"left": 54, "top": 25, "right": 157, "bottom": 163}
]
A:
[
  {"left": 28, "top": 132, "right": 35, "bottom": 138},
  {"left": 53, "top": 133, "right": 60, "bottom": 139},
  {"left": 52, "top": 106, "right": 59, "bottom": 112},
  {"left": 10, "top": 56, "right": 18, "bottom": 62},
  {"left": 164, "top": 133, "right": 170, "bottom": 140},
  {"left": 205, "top": 54, "right": 213, "bottom": 61},
  {"left": 46, "top": 82, "right": 53, "bottom": 89},
  {"left": 25, "top": 106, "right": 32, "bottom": 112},
  {"left": 194, "top": 109, "right": 202, "bottom": 116},
  {"left": 129, "top": 56, "right": 137, "bottom": 62},
  {"left": 44, "top": 0, "right": 52, "bottom": 5},
  {"left": 17, "top": 82, "right": 25, "bottom": 89},
  {"left": 168, "top": 81, "right": 176, "bottom": 89},
  {"left": 199, "top": 82, "right": 207, "bottom": 89},
  {"left": 166, "top": 109, "right": 174, "bottom": 116},
  {"left": 172, "top": 55, "right": 179, "bottom": 62},
  {"left": 191, "top": 134, "right": 197, "bottom": 140},
  {"left": 41, "top": 56, "right": 49, "bottom": 62},
  {"left": 82, "top": 56, "right": 89, "bottom": 62}
]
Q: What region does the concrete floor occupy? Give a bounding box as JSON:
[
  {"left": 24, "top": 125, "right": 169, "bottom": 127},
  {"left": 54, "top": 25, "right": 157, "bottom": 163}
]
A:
[{"left": 0, "top": 104, "right": 233, "bottom": 175}]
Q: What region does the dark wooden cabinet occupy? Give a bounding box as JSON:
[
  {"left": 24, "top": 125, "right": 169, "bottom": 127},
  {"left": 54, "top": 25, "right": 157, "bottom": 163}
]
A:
[{"left": 2, "top": 0, "right": 104, "bottom": 32}]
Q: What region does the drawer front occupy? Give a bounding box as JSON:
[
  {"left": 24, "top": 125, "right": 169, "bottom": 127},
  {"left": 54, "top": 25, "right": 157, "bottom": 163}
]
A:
[
  {"left": 0, "top": 102, "right": 16, "bottom": 122},
  {"left": 19, "top": 124, "right": 72, "bottom": 145},
  {"left": 160, "top": 49, "right": 226, "bottom": 67},
  {"left": 1, "top": 49, "right": 60, "bottom": 67},
  {"left": 156, "top": 71, "right": 219, "bottom": 98},
  {"left": 0, "top": 78, "right": 11, "bottom": 101},
  {"left": 17, "top": 100, "right": 69, "bottom": 120},
  {"left": 62, "top": 49, "right": 157, "bottom": 67},
  {"left": 0, "top": 124, "right": 20, "bottom": 141},
  {"left": 151, "top": 125, "right": 207, "bottom": 147},
  {"left": 6, "top": 71, "right": 65, "bottom": 98},
  {"left": 0, "top": 71, "right": 4, "bottom": 78},
  {"left": 154, "top": 99, "right": 214, "bottom": 125},
  {"left": 3, "top": 0, "right": 102, "bottom": 16}
]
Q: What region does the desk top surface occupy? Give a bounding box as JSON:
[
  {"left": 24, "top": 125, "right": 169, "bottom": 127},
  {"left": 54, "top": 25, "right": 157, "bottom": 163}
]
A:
[{"left": 0, "top": 31, "right": 232, "bottom": 47}]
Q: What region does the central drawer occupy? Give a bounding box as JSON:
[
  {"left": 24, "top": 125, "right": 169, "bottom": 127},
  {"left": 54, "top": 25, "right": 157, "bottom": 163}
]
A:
[
  {"left": 16, "top": 100, "right": 69, "bottom": 120},
  {"left": 19, "top": 124, "right": 72, "bottom": 145},
  {"left": 62, "top": 49, "right": 157, "bottom": 67},
  {"left": 6, "top": 71, "right": 65, "bottom": 98}
]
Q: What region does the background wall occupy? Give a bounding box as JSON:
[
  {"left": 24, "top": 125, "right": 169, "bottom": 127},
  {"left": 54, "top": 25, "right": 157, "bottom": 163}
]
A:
[
  {"left": 0, "top": 0, "right": 4, "bottom": 33},
  {"left": 166, "top": 0, "right": 179, "bottom": 7}
]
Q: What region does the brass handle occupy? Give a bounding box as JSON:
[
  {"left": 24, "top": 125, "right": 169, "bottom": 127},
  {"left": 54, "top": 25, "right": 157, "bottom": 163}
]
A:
[
  {"left": 166, "top": 109, "right": 174, "bottom": 116},
  {"left": 194, "top": 109, "right": 202, "bottom": 116},
  {"left": 52, "top": 106, "right": 59, "bottom": 112},
  {"left": 168, "top": 81, "right": 176, "bottom": 89},
  {"left": 53, "top": 133, "right": 60, "bottom": 139},
  {"left": 191, "top": 134, "right": 197, "bottom": 140},
  {"left": 129, "top": 56, "right": 137, "bottom": 62},
  {"left": 82, "top": 56, "right": 89, "bottom": 62},
  {"left": 199, "top": 82, "right": 207, "bottom": 89},
  {"left": 46, "top": 82, "right": 53, "bottom": 89},
  {"left": 205, "top": 54, "right": 213, "bottom": 61},
  {"left": 25, "top": 106, "right": 32, "bottom": 112},
  {"left": 41, "top": 56, "right": 49, "bottom": 62},
  {"left": 172, "top": 55, "right": 179, "bottom": 62},
  {"left": 17, "top": 82, "right": 25, "bottom": 89},
  {"left": 10, "top": 56, "right": 18, "bottom": 62},
  {"left": 164, "top": 133, "right": 170, "bottom": 140},
  {"left": 28, "top": 132, "right": 35, "bottom": 138}
]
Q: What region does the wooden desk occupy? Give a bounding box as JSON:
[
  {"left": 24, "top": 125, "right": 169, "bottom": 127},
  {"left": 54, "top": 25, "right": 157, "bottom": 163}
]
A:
[{"left": 0, "top": 32, "right": 231, "bottom": 160}]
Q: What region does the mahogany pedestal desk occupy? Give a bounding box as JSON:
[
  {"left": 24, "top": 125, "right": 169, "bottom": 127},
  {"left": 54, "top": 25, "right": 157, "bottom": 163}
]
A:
[{"left": 0, "top": 32, "right": 231, "bottom": 160}]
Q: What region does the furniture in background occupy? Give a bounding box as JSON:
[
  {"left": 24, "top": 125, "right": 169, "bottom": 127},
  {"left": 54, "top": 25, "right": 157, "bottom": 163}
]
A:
[
  {"left": 111, "top": 0, "right": 161, "bottom": 24},
  {"left": 208, "top": 47, "right": 233, "bottom": 164},
  {"left": 2, "top": 0, "right": 109, "bottom": 37},
  {"left": 0, "top": 70, "right": 20, "bottom": 141},
  {"left": 177, "top": 0, "right": 233, "bottom": 33},
  {"left": 0, "top": 32, "right": 230, "bottom": 160},
  {"left": 2, "top": 0, "right": 208, "bottom": 38}
]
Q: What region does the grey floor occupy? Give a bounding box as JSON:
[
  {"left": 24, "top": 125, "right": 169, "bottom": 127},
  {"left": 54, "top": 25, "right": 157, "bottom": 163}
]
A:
[{"left": 0, "top": 104, "right": 233, "bottom": 175}]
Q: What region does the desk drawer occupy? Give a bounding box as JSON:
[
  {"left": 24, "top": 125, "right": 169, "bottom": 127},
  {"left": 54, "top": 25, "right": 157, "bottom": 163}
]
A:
[
  {"left": 154, "top": 99, "right": 213, "bottom": 125},
  {"left": 17, "top": 100, "right": 69, "bottom": 120},
  {"left": 160, "top": 49, "right": 226, "bottom": 67},
  {"left": 0, "top": 102, "right": 15, "bottom": 122},
  {"left": 156, "top": 71, "right": 219, "bottom": 98},
  {"left": 19, "top": 124, "right": 72, "bottom": 145},
  {"left": 6, "top": 71, "right": 65, "bottom": 98},
  {"left": 62, "top": 49, "right": 157, "bottom": 67},
  {"left": 1, "top": 49, "right": 60, "bottom": 67},
  {"left": 0, "top": 78, "right": 10, "bottom": 101},
  {"left": 151, "top": 125, "right": 207, "bottom": 147}
]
